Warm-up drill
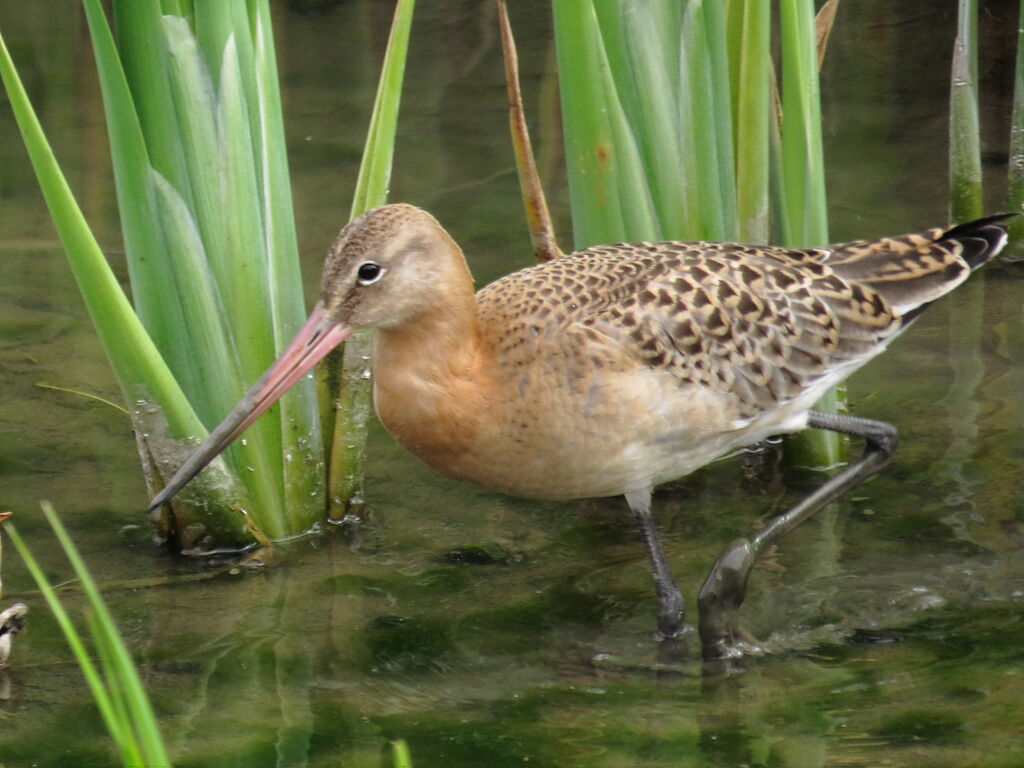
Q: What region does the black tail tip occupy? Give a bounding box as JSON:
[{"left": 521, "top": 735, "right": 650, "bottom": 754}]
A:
[{"left": 939, "top": 213, "right": 1016, "bottom": 269}]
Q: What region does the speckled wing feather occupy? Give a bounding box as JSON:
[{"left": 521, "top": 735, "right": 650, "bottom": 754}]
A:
[
  {"left": 821, "top": 214, "right": 1009, "bottom": 319},
  {"left": 476, "top": 216, "right": 1009, "bottom": 421}
]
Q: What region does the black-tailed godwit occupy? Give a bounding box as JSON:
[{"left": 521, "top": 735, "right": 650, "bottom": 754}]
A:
[{"left": 149, "top": 205, "right": 1011, "bottom": 658}]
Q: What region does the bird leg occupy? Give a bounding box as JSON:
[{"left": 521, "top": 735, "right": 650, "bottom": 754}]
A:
[
  {"left": 626, "top": 490, "right": 687, "bottom": 639},
  {"left": 697, "top": 410, "right": 899, "bottom": 660}
]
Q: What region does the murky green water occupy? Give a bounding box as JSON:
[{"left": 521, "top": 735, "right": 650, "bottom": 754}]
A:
[{"left": 2, "top": 1, "right": 1024, "bottom": 766}]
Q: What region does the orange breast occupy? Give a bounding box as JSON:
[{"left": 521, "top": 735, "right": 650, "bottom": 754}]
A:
[{"left": 371, "top": 307, "right": 758, "bottom": 501}]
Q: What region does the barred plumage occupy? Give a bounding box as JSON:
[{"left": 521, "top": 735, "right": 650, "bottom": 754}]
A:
[{"left": 150, "top": 204, "right": 1011, "bottom": 654}]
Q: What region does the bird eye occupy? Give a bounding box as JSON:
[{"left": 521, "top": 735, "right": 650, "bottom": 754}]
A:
[{"left": 357, "top": 262, "right": 383, "bottom": 285}]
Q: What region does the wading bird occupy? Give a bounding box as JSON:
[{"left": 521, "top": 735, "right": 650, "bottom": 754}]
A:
[{"left": 149, "top": 205, "right": 1010, "bottom": 659}]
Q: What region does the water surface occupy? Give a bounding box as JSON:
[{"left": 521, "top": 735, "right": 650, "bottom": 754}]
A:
[{"left": 1, "top": 1, "right": 1023, "bottom": 766}]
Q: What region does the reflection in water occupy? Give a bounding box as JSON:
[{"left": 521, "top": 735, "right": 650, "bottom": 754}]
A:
[
  {"left": 936, "top": 277, "right": 986, "bottom": 544},
  {"left": 1, "top": 0, "right": 1023, "bottom": 766}
]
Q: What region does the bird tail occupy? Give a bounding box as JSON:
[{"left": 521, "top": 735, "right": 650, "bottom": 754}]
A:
[{"left": 826, "top": 213, "right": 1013, "bottom": 322}]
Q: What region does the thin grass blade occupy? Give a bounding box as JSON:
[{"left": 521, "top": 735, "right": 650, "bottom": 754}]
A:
[
  {"left": 159, "top": 15, "right": 299, "bottom": 534},
  {"left": 12, "top": 2, "right": 326, "bottom": 542},
  {"left": 392, "top": 739, "right": 413, "bottom": 768},
  {"left": 815, "top": 0, "right": 841, "bottom": 69},
  {"left": 44, "top": 504, "right": 170, "bottom": 765},
  {"left": 499, "top": 0, "right": 562, "bottom": 262},
  {"left": 700, "top": 0, "right": 741, "bottom": 239},
  {"left": 0, "top": 23, "right": 208, "bottom": 446},
  {"left": 950, "top": 0, "right": 983, "bottom": 222},
  {"left": 348, "top": 0, "right": 416, "bottom": 217},
  {"left": 1008, "top": 0, "right": 1024, "bottom": 239},
  {"left": 5, "top": 521, "right": 146, "bottom": 767},
  {"left": 778, "top": 0, "right": 841, "bottom": 466},
  {"left": 81, "top": 1, "right": 206, "bottom": 397},
  {"left": 249, "top": 0, "right": 326, "bottom": 517},
  {"left": 148, "top": 171, "right": 275, "bottom": 529},
  {"left": 192, "top": 0, "right": 234, "bottom": 80},
  {"left": 79, "top": 2, "right": 263, "bottom": 542},
  {"left": 86, "top": 609, "right": 135, "bottom": 749},
  {"left": 161, "top": 16, "right": 229, "bottom": 302},
  {"left": 329, "top": 0, "right": 416, "bottom": 518},
  {"left": 553, "top": 0, "right": 659, "bottom": 247},
  {"left": 216, "top": 36, "right": 276, "bottom": 385},
  {"left": 729, "top": 0, "right": 771, "bottom": 243},
  {"left": 778, "top": 0, "right": 828, "bottom": 247},
  {"left": 594, "top": 1, "right": 690, "bottom": 239},
  {"left": 112, "top": 0, "right": 192, "bottom": 198},
  {"left": 677, "top": 0, "right": 734, "bottom": 240},
  {"left": 215, "top": 38, "right": 296, "bottom": 527}
]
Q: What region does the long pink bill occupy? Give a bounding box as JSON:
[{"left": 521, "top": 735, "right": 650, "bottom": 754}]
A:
[{"left": 147, "top": 302, "right": 353, "bottom": 515}]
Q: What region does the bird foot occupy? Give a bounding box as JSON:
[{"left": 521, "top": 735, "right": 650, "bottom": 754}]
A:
[
  {"left": 655, "top": 585, "right": 688, "bottom": 640},
  {"left": 697, "top": 538, "right": 763, "bottom": 660},
  {"left": 699, "top": 627, "right": 766, "bottom": 661},
  {"left": 656, "top": 618, "right": 695, "bottom": 642}
]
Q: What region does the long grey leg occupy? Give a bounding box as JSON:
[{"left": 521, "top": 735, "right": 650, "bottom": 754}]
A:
[
  {"left": 625, "top": 489, "right": 687, "bottom": 639},
  {"left": 698, "top": 410, "right": 899, "bottom": 660}
]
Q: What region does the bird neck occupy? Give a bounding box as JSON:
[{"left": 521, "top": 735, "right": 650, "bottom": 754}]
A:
[
  {"left": 370, "top": 265, "right": 491, "bottom": 463},
  {"left": 374, "top": 291, "right": 483, "bottom": 380}
]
